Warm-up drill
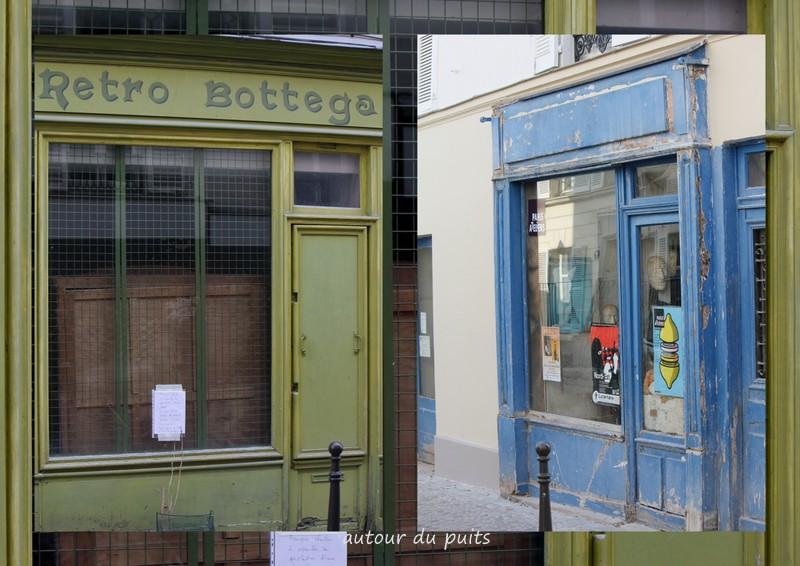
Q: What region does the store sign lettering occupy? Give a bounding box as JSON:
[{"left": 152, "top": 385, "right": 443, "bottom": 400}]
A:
[
  {"left": 35, "top": 63, "right": 381, "bottom": 128},
  {"left": 204, "top": 80, "right": 376, "bottom": 126}
]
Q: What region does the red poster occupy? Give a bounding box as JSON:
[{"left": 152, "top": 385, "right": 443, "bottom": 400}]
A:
[{"left": 590, "top": 324, "right": 620, "bottom": 406}]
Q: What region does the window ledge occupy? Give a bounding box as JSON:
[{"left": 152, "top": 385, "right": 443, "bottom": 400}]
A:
[
  {"left": 523, "top": 411, "right": 624, "bottom": 441},
  {"left": 38, "top": 446, "right": 282, "bottom": 477}
]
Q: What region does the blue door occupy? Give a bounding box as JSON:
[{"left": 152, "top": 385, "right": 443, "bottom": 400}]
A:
[
  {"left": 417, "top": 236, "right": 436, "bottom": 464},
  {"left": 624, "top": 211, "right": 688, "bottom": 528}
]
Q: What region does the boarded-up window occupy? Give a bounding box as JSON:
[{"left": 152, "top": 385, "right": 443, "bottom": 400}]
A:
[{"left": 48, "top": 143, "right": 271, "bottom": 456}]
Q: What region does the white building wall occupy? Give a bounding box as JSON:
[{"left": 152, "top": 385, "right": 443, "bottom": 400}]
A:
[
  {"left": 706, "top": 35, "right": 765, "bottom": 146},
  {"left": 418, "top": 104, "right": 499, "bottom": 488}
]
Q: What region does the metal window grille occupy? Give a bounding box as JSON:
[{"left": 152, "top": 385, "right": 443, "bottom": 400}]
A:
[
  {"left": 207, "top": 0, "right": 369, "bottom": 33},
  {"left": 389, "top": 0, "right": 543, "bottom": 33},
  {"left": 47, "top": 144, "right": 272, "bottom": 457},
  {"left": 32, "top": 532, "right": 376, "bottom": 565},
  {"left": 33, "top": 7, "right": 545, "bottom": 562},
  {"left": 754, "top": 227, "right": 766, "bottom": 379},
  {"left": 32, "top": 0, "right": 187, "bottom": 35}
]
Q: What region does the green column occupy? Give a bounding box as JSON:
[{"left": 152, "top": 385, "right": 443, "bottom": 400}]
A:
[
  {"left": 2, "top": 1, "right": 32, "bottom": 566},
  {"left": 766, "top": 0, "right": 800, "bottom": 563},
  {"left": 545, "top": 0, "right": 595, "bottom": 33}
]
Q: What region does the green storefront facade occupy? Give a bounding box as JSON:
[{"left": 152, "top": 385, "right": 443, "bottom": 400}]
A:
[{"left": 2, "top": 1, "right": 799, "bottom": 565}]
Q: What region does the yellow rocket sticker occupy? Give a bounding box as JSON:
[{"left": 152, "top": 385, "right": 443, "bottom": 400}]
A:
[
  {"left": 658, "top": 314, "right": 680, "bottom": 388},
  {"left": 653, "top": 307, "right": 684, "bottom": 397}
]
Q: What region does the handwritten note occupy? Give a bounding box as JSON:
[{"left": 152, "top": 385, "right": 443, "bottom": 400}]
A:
[
  {"left": 270, "top": 532, "right": 347, "bottom": 566},
  {"left": 152, "top": 385, "right": 186, "bottom": 442}
]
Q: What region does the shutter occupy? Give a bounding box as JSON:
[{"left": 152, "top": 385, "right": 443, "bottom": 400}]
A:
[
  {"left": 418, "top": 35, "right": 435, "bottom": 111},
  {"left": 534, "top": 36, "right": 559, "bottom": 75}
]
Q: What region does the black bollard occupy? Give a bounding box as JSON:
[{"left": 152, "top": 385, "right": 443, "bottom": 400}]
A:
[
  {"left": 536, "top": 442, "right": 552, "bottom": 532},
  {"left": 327, "top": 441, "right": 344, "bottom": 531}
]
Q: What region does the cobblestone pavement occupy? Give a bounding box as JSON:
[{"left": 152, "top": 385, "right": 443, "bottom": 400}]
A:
[{"left": 418, "top": 463, "right": 657, "bottom": 532}]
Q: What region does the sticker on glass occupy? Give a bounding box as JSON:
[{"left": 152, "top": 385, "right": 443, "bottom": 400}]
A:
[{"left": 653, "top": 306, "right": 684, "bottom": 398}]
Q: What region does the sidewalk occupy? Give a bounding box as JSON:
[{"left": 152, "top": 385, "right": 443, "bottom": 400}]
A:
[{"left": 418, "top": 463, "right": 657, "bottom": 532}]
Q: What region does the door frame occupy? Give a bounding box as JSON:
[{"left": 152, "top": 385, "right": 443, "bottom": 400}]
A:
[
  {"left": 286, "top": 218, "right": 383, "bottom": 531},
  {"left": 621, "top": 209, "right": 687, "bottom": 527}
]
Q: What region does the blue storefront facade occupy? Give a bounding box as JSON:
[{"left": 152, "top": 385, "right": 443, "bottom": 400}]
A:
[{"left": 491, "top": 41, "right": 765, "bottom": 531}]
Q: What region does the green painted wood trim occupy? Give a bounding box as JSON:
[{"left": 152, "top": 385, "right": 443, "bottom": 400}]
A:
[
  {"left": 33, "top": 36, "right": 383, "bottom": 83},
  {"left": 545, "top": 532, "right": 592, "bottom": 566},
  {"left": 2, "top": 0, "right": 31, "bottom": 564},
  {"left": 544, "top": 0, "right": 595, "bottom": 33},
  {"left": 186, "top": 0, "right": 197, "bottom": 34},
  {"left": 114, "top": 146, "right": 131, "bottom": 452},
  {"left": 202, "top": 531, "right": 214, "bottom": 565},
  {"left": 194, "top": 149, "right": 208, "bottom": 448},
  {"left": 196, "top": 0, "right": 209, "bottom": 35},
  {"left": 766, "top": 0, "right": 799, "bottom": 563},
  {"left": 747, "top": 0, "right": 766, "bottom": 34},
  {"left": 187, "top": 532, "right": 199, "bottom": 566},
  {"left": 366, "top": 0, "right": 381, "bottom": 33}
]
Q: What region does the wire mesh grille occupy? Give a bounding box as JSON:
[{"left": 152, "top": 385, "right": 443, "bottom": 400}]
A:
[
  {"left": 47, "top": 143, "right": 117, "bottom": 456},
  {"left": 35, "top": 12, "right": 544, "bottom": 563},
  {"left": 389, "top": 0, "right": 543, "bottom": 33},
  {"left": 47, "top": 144, "right": 272, "bottom": 457},
  {"left": 33, "top": 532, "right": 376, "bottom": 564},
  {"left": 388, "top": 28, "right": 543, "bottom": 564},
  {"left": 32, "top": 0, "right": 187, "bottom": 35},
  {"left": 208, "top": 0, "right": 369, "bottom": 33}
]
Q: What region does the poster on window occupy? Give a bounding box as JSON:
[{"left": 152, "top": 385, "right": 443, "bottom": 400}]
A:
[
  {"left": 590, "top": 324, "right": 620, "bottom": 406},
  {"left": 653, "top": 306, "right": 684, "bottom": 398},
  {"left": 541, "top": 326, "right": 561, "bottom": 382}
]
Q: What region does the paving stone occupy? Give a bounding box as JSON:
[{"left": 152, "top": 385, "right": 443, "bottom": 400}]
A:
[{"left": 417, "top": 463, "right": 657, "bottom": 532}]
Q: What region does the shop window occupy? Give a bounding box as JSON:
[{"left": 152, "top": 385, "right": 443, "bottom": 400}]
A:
[
  {"left": 635, "top": 161, "right": 678, "bottom": 198},
  {"left": 747, "top": 152, "right": 766, "bottom": 189},
  {"left": 47, "top": 143, "right": 271, "bottom": 457},
  {"left": 639, "top": 224, "right": 683, "bottom": 436},
  {"left": 524, "top": 170, "right": 621, "bottom": 425},
  {"left": 294, "top": 151, "right": 360, "bottom": 208},
  {"left": 754, "top": 227, "right": 766, "bottom": 379}
]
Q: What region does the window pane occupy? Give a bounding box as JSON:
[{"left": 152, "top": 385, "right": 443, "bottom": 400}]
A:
[
  {"left": 48, "top": 144, "right": 273, "bottom": 457},
  {"left": 754, "top": 228, "right": 766, "bottom": 379},
  {"left": 125, "top": 146, "right": 197, "bottom": 452},
  {"left": 48, "top": 143, "right": 117, "bottom": 456},
  {"left": 207, "top": 0, "right": 369, "bottom": 33},
  {"left": 596, "top": 0, "right": 745, "bottom": 33},
  {"left": 639, "top": 223, "right": 684, "bottom": 435},
  {"left": 32, "top": 0, "right": 187, "bottom": 34},
  {"left": 747, "top": 151, "right": 766, "bottom": 189},
  {"left": 635, "top": 162, "right": 677, "bottom": 198},
  {"left": 525, "top": 171, "right": 621, "bottom": 425},
  {"left": 294, "top": 152, "right": 360, "bottom": 208},
  {"left": 204, "top": 148, "right": 272, "bottom": 448}
]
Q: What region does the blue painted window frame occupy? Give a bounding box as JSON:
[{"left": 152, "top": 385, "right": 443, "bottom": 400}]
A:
[
  {"left": 518, "top": 154, "right": 688, "bottom": 439},
  {"left": 732, "top": 140, "right": 766, "bottom": 528}
]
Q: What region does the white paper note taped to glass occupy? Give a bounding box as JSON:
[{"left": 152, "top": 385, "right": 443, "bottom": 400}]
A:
[
  {"left": 419, "top": 335, "right": 431, "bottom": 358},
  {"left": 270, "top": 532, "right": 347, "bottom": 565},
  {"left": 152, "top": 385, "right": 186, "bottom": 442}
]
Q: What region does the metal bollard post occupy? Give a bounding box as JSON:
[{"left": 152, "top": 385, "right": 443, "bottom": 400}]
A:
[
  {"left": 536, "top": 442, "right": 552, "bottom": 532},
  {"left": 327, "top": 441, "right": 344, "bottom": 531}
]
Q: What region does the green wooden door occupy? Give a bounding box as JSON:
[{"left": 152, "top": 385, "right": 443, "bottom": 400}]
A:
[{"left": 290, "top": 225, "right": 369, "bottom": 530}]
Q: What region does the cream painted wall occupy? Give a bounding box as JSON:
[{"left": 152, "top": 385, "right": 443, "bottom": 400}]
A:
[
  {"left": 418, "top": 105, "right": 499, "bottom": 453},
  {"left": 707, "top": 35, "right": 766, "bottom": 146}
]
